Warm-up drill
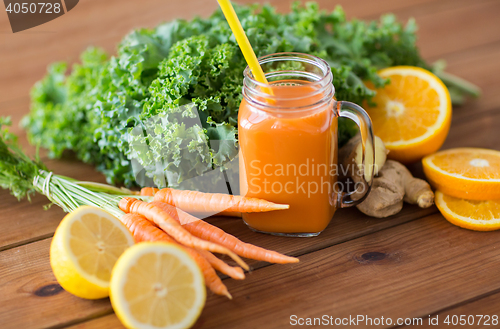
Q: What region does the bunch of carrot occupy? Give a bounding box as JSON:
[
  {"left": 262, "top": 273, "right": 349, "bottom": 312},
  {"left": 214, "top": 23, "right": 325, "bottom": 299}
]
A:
[{"left": 117, "top": 187, "right": 298, "bottom": 298}]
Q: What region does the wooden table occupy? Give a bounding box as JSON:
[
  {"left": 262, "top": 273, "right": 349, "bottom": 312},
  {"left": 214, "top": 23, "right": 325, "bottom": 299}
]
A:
[{"left": 1, "top": 0, "right": 499, "bottom": 328}]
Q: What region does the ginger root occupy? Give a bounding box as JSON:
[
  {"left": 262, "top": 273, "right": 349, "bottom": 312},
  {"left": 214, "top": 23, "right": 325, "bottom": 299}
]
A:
[
  {"left": 338, "top": 133, "right": 388, "bottom": 182},
  {"left": 356, "top": 160, "right": 434, "bottom": 218},
  {"left": 339, "top": 135, "right": 434, "bottom": 218}
]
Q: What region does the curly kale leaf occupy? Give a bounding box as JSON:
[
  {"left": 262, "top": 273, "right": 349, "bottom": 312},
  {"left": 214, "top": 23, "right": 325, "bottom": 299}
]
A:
[{"left": 25, "top": 2, "right": 440, "bottom": 187}]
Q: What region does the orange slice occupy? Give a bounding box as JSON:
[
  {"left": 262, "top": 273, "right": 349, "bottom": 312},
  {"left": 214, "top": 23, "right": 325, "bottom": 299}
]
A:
[
  {"left": 423, "top": 148, "right": 500, "bottom": 200},
  {"left": 435, "top": 191, "right": 500, "bottom": 231},
  {"left": 365, "top": 66, "right": 452, "bottom": 163}
]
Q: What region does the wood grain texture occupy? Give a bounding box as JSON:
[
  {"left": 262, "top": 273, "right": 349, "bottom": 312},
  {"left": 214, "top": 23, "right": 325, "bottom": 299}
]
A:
[
  {"left": 0, "top": 205, "right": 436, "bottom": 329},
  {"left": 0, "top": 239, "right": 112, "bottom": 329},
  {"left": 0, "top": 0, "right": 496, "bottom": 157},
  {"left": 193, "top": 214, "right": 500, "bottom": 329},
  {"left": 68, "top": 213, "right": 500, "bottom": 329},
  {"left": 0, "top": 0, "right": 499, "bottom": 328},
  {"left": 446, "top": 41, "right": 500, "bottom": 122},
  {"left": 414, "top": 292, "right": 500, "bottom": 328},
  {"left": 1, "top": 0, "right": 498, "bottom": 113},
  {"left": 0, "top": 0, "right": 498, "bottom": 252},
  {"left": 5, "top": 94, "right": 498, "bottom": 253},
  {"left": 374, "top": 0, "right": 500, "bottom": 59},
  {"left": 442, "top": 109, "right": 500, "bottom": 151},
  {"left": 67, "top": 313, "right": 122, "bottom": 329},
  {"left": 0, "top": 159, "right": 107, "bottom": 251}
]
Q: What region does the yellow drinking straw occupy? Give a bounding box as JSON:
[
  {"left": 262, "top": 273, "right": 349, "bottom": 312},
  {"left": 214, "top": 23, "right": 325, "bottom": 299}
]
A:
[{"left": 217, "top": 0, "right": 272, "bottom": 93}]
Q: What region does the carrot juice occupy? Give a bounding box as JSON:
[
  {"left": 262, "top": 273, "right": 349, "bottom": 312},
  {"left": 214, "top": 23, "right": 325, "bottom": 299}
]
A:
[
  {"left": 239, "top": 82, "right": 337, "bottom": 234},
  {"left": 238, "top": 53, "right": 375, "bottom": 236}
]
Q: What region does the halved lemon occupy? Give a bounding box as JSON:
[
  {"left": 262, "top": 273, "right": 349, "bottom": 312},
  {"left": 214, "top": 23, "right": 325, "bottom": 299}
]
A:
[
  {"left": 50, "top": 206, "right": 135, "bottom": 299},
  {"left": 423, "top": 148, "right": 500, "bottom": 200},
  {"left": 435, "top": 191, "right": 500, "bottom": 231},
  {"left": 110, "top": 242, "right": 206, "bottom": 329},
  {"left": 365, "top": 66, "right": 452, "bottom": 164}
]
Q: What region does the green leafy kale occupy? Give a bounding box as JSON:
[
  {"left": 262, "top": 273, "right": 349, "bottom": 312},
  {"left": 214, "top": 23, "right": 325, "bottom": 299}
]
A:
[{"left": 23, "top": 2, "right": 462, "bottom": 188}]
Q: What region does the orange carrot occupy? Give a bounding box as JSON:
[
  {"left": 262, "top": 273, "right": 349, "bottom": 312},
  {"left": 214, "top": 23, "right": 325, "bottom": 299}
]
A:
[
  {"left": 123, "top": 213, "right": 244, "bottom": 281},
  {"left": 119, "top": 197, "right": 249, "bottom": 270},
  {"left": 188, "top": 211, "right": 243, "bottom": 219},
  {"left": 122, "top": 205, "right": 244, "bottom": 280},
  {"left": 142, "top": 187, "right": 242, "bottom": 217},
  {"left": 126, "top": 203, "right": 244, "bottom": 279},
  {"left": 140, "top": 187, "right": 159, "bottom": 197},
  {"left": 151, "top": 201, "right": 299, "bottom": 265},
  {"left": 120, "top": 213, "right": 232, "bottom": 298},
  {"left": 153, "top": 188, "right": 289, "bottom": 213},
  {"left": 196, "top": 249, "right": 245, "bottom": 280}
]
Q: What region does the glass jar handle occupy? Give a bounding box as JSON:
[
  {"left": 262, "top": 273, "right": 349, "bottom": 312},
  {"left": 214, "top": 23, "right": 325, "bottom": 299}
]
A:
[{"left": 336, "top": 101, "right": 375, "bottom": 208}]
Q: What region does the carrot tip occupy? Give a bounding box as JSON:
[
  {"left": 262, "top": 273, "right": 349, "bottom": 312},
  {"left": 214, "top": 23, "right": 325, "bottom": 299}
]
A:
[
  {"left": 233, "top": 269, "right": 246, "bottom": 280},
  {"left": 224, "top": 291, "right": 233, "bottom": 300},
  {"left": 223, "top": 249, "right": 250, "bottom": 271},
  {"left": 235, "top": 257, "right": 250, "bottom": 271},
  {"left": 275, "top": 204, "right": 290, "bottom": 210}
]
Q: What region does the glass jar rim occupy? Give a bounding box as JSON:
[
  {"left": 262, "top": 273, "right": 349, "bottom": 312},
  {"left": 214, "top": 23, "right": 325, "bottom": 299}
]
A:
[{"left": 242, "top": 52, "right": 335, "bottom": 112}]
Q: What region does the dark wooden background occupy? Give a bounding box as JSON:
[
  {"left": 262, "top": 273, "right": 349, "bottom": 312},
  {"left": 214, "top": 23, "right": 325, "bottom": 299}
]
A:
[{"left": 1, "top": 0, "right": 500, "bottom": 328}]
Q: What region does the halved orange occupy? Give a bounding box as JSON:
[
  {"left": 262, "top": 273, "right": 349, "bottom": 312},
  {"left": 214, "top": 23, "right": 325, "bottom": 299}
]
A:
[
  {"left": 435, "top": 191, "right": 500, "bottom": 231},
  {"left": 423, "top": 148, "right": 500, "bottom": 200},
  {"left": 365, "top": 66, "right": 452, "bottom": 164}
]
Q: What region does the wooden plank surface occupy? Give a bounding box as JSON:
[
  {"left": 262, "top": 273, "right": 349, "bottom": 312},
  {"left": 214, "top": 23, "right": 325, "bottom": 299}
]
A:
[
  {"left": 415, "top": 292, "right": 500, "bottom": 328},
  {"left": 4, "top": 100, "right": 498, "bottom": 254},
  {"left": 2, "top": 108, "right": 499, "bottom": 328},
  {"left": 380, "top": 0, "right": 500, "bottom": 59},
  {"left": 0, "top": 205, "right": 436, "bottom": 329},
  {"left": 0, "top": 159, "right": 106, "bottom": 251},
  {"left": 1, "top": 0, "right": 499, "bottom": 328},
  {"left": 2, "top": 0, "right": 498, "bottom": 149},
  {"left": 0, "top": 239, "right": 112, "bottom": 329},
  {"left": 1, "top": 0, "right": 498, "bottom": 110},
  {"left": 67, "top": 213, "right": 500, "bottom": 329},
  {"left": 1, "top": 0, "right": 499, "bottom": 252},
  {"left": 193, "top": 214, "right": 500, "bottom": 329},
  {"left": 446, "top": 41, "right": 500, "bottom": 122}
]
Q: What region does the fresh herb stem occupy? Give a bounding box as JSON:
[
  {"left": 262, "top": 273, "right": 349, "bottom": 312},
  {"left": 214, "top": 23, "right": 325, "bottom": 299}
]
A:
[
  {"left": 1, "top": 118, "right": 148, "bottom": 218},
  {"left": 33, "top": 170, "right": 125, "bottom": 217},
  {"left": 74, "top": 181, "right": 138, "bottom": 195},
  {"left": 438, "top": 71, "right": 481, "bottom": 98}
]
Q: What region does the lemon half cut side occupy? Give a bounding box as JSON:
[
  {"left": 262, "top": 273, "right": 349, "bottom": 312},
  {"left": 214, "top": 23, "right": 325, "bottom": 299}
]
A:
[
  {"left": 110, "top": 242, "right": 206, "bottom": 329},
  {"left": 50, "top": 206, "right": 135, "bottom": 299}
]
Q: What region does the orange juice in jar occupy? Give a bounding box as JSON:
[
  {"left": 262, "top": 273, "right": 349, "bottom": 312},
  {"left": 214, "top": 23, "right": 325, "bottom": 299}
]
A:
[{"left": 239, "top": 53, "right": 375, "bottom": 236}]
